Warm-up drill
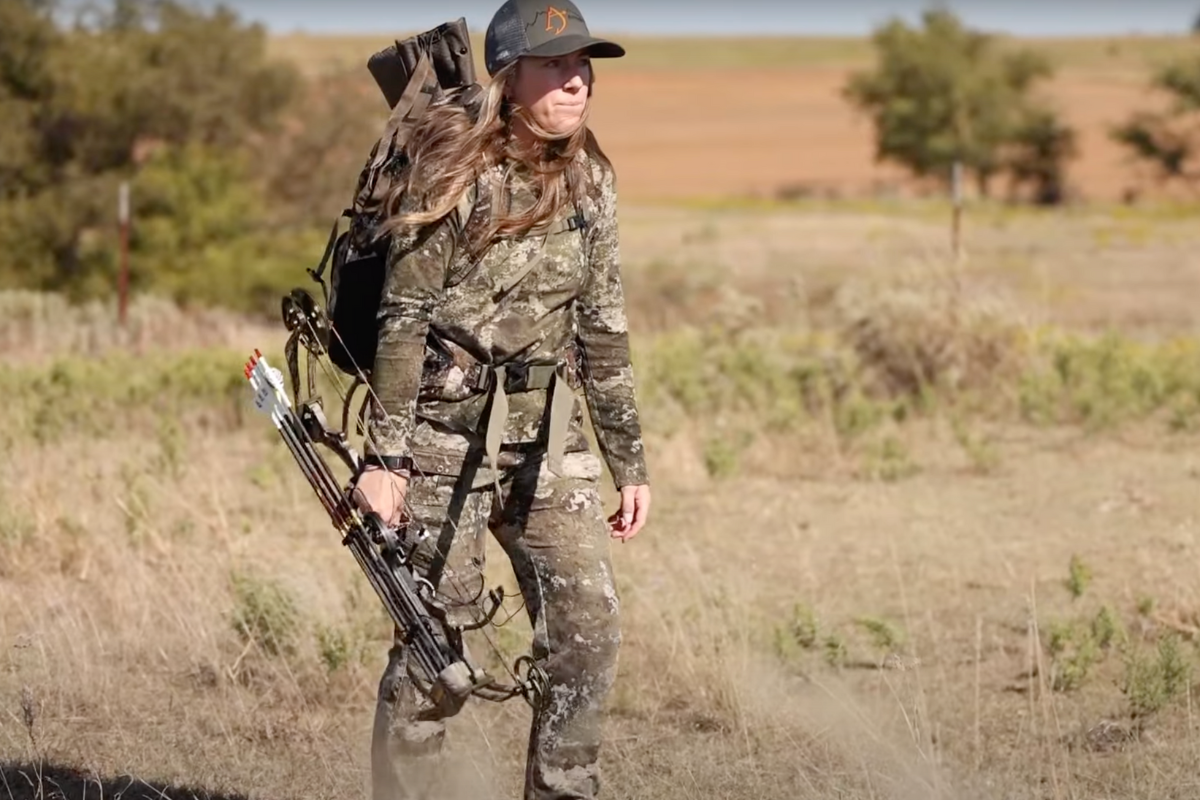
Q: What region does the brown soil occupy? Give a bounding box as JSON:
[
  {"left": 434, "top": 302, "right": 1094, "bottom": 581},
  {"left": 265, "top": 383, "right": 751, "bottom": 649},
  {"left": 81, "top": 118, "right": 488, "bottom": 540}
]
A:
[{"left": 586, "top": 67, "right": 1163, "bottom": 204}]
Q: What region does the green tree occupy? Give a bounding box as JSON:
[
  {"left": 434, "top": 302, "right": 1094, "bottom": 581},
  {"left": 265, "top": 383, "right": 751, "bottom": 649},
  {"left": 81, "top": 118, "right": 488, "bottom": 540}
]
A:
[
  {"left": 1111, "top": 55, "right": 1200, "bottom": 189},
  {"left": 843, "top": 7, "right": 1075, "bottom": 202},
  {"left": 0, "top": 0, "right": 60, "bottom": 191},
  {"left": 0, "top": 0, "right": 304, "bottom": 298},
  {"left": 255, "top": 69, "right": 385, "bottom": 229},
  {"left": 1003, "top": 106, "right": 1079, "bottom": 205}
]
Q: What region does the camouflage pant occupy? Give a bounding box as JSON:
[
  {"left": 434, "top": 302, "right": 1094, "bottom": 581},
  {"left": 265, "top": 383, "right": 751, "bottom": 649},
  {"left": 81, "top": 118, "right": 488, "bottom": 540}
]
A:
[{"left": 371, "top": 449, "right": 622, "bottom": 800}]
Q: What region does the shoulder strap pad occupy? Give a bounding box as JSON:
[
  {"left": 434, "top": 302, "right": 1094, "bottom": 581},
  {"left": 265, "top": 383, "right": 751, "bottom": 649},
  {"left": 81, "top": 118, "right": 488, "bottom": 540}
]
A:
[{"left": 455, "top": 183, "right": 477, "bottom": 232}]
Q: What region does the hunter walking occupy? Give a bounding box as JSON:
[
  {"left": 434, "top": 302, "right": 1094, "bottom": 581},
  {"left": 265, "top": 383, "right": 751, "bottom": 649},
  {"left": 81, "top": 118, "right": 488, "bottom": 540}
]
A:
[{"left": 353, "top": 1, "right": 652, "bottom": 797}]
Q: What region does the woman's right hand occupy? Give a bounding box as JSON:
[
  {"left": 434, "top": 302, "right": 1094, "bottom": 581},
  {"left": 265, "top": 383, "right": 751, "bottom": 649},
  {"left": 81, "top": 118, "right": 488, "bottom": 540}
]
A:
[{"left": 352, "top": 466, "right": 410, "bottom": 528}]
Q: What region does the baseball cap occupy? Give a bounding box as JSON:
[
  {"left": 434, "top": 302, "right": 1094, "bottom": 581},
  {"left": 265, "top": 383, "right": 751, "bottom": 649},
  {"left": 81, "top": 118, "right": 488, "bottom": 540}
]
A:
[{"left": 484, "top": 0, "right": 626, "bottom": 77}]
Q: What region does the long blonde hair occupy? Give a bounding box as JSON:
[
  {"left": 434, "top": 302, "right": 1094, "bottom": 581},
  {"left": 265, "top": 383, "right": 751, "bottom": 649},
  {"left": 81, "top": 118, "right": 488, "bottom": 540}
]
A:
[{"left": 378, "top": 59, "right": 611, "bottom": 260}]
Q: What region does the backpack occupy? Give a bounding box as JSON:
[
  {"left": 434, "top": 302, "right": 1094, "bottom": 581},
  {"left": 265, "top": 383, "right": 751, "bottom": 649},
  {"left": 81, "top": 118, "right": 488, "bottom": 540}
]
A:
[{"left": 301, "top": 18, "right": 481, "bottom": 380}]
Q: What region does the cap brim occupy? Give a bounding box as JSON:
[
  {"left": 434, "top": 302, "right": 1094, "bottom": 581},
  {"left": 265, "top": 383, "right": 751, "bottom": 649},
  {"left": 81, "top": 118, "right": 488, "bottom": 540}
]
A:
[{"left": 525, "top": 34, "right": 625, "bottom": 61}]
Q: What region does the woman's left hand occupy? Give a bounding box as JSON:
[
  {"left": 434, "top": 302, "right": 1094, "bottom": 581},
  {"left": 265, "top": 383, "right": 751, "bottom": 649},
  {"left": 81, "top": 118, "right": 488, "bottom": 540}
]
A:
[{"left": 609, "top": 484, "right": 651, "bottom": 542}]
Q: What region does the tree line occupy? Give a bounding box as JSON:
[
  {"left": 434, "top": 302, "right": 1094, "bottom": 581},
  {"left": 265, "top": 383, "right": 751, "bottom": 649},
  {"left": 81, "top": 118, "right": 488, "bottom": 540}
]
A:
[
  {"left": 2, "top": 1, "right": 1199, "bottom": 312},
  {"left": 0, "top": 0, "right": 380, "bottom": 313},
  {"left": 843, "top": 8, "right": 1200, "bottom": 205}
]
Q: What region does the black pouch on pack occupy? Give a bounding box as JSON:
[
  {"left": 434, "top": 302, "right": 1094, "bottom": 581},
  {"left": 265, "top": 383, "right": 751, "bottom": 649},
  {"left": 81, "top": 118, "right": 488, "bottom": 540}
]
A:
[{"left": 311, "top": 18, "right": 479, "bottom": 378}]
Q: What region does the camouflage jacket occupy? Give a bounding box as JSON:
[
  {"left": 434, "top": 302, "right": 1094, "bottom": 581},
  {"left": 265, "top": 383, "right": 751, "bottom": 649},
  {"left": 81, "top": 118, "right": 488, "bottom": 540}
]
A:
[{"left": 365, "top": 152, "right": 649, "bottom": 490}]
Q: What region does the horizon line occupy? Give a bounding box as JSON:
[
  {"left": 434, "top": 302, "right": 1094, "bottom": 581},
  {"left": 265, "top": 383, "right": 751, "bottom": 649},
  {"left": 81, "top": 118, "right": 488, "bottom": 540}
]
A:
[{"left": 268, "top": 28, "right": 1193, "bottom": 40}]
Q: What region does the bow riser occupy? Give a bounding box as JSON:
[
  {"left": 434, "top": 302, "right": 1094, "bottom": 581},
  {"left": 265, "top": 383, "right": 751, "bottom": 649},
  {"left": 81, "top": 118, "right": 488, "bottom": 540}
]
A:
[
  {"left": 257, "top": 291, "right": 548, "bottom": 711},
  {"left": 243, "top": 351, "right": 498, "bottom": 716}
]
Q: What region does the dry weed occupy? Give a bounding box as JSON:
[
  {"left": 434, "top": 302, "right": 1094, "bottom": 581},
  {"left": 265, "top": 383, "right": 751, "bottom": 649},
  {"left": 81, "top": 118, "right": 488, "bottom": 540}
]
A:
[
  {"left": 831, "top": 261, "right": 1031, "bottom": 401},
  {"left": 0, "top": 291, "right": 280, "bottom": 364}
]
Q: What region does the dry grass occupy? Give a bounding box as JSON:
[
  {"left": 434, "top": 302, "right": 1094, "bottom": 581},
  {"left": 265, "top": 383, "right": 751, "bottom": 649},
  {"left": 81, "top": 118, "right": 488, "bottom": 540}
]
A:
[
  {"left": 6, "top": 204, "right": 1200, "bottom": 800},
  {"left": 0, "top": 291, "right": 276, "bottom": 366}
]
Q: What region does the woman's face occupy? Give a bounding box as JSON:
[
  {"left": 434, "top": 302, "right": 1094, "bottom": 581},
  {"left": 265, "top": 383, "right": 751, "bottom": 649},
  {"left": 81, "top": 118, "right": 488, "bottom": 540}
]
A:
[{"left": 510, "top": 49, "right": 593, "bottom": 136}]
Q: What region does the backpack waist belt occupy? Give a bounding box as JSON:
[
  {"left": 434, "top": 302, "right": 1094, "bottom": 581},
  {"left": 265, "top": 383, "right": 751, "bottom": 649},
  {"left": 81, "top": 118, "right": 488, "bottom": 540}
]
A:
[
  {"left": 478, "top": 362, "right": 575, "bottom": 488},
  {"left": 421, "top": 348, "right": 580, "bottom": 489}
]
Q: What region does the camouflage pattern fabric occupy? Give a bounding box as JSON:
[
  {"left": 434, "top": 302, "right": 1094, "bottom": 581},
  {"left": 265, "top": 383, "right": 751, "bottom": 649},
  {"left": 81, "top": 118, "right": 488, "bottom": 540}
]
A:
[
  {"left": 366, "top": 152, "right": 650, "bottom": 491},
  {"left": 366, "top": 150, "right": 645, "bottom": 799},
  {"left": 372, "top": 450, "right": 621, "bottom": 800}
]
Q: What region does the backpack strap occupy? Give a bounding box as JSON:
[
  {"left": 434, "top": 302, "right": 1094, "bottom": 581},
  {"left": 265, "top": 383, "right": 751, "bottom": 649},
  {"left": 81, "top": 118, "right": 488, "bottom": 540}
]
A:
[
  {"left": 454, "top": 183, "right": 476, "bottom": 234},
  {"left": 308, "top": 208, "right": 354, "bottom": 305}
]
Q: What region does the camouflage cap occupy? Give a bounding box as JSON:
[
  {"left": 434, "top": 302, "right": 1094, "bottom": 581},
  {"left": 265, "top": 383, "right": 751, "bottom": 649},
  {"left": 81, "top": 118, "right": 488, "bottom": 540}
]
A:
[{"left": 484, "top": 0, "right": 625, "bottom": 77}]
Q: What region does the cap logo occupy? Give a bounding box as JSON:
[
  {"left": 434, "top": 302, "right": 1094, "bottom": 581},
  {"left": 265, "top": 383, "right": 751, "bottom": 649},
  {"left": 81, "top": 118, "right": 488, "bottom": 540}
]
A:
[{"left": 545, "top": 6, "right": 568, "bottom": 35}]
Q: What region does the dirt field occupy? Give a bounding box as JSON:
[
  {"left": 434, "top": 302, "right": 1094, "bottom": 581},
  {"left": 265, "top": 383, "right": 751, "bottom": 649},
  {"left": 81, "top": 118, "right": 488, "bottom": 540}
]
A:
[
  {"left": 585, "top": 66, "right": 1160, "bottom": 204},
  {"left": 267, "top": 33, "right": 1193, "bottom": 204}
]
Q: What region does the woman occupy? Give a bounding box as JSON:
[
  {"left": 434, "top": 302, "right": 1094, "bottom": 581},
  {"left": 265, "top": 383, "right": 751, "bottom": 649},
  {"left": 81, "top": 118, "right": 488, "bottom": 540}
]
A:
[{"left": 354, "top": 1, "right": 651, "bottom": 798}]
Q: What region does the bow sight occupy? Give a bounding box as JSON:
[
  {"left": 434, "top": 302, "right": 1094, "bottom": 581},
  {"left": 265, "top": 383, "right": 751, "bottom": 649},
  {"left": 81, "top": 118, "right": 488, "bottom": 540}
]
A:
[{"left": 242, "top": 345, "right": 546, "bottom": 715}]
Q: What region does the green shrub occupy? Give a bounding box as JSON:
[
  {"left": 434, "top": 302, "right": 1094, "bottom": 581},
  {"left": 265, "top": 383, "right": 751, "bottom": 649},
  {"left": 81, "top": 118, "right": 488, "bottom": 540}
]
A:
[
  {"left": 229, "top": 571, "right": 302, "bottom": 657},
  {"left": 1122, "top": 634, "right": 1193, "bottom": 717}
]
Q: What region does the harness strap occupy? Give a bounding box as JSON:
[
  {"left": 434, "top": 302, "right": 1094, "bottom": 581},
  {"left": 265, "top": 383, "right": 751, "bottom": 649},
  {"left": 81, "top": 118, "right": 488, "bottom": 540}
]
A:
[
  {"left": 481, "top": 191, "right": 591, "bottom": 483},
  {"left": 444, "top": 175, "right": 592, "bottom": 488},
  {"left": 484, "top": 365, "right": 510, "bottom": 501},
  {"left": 490, "top": 203, "right": 584, "bottom": 300},
  {"left": 492, "top": 250, "right": 544, "bottom": 299},
  {"left": 474, "top": 362, "right": 573, "bottom": 498},
  {"left": 546, "top": 366, "right": 573, "bottom": 477}
]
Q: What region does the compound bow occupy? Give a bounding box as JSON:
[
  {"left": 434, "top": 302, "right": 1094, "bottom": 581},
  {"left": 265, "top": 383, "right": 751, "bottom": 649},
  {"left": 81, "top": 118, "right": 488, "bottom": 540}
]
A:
[{"left": 243, "top": 289, "right": 546, "bottom": 717}]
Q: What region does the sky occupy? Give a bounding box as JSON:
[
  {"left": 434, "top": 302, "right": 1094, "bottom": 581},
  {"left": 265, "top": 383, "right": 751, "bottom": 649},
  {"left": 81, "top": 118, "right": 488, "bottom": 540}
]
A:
[{"left": 182, "top": 0, "right": 1200, "bottom": 37}]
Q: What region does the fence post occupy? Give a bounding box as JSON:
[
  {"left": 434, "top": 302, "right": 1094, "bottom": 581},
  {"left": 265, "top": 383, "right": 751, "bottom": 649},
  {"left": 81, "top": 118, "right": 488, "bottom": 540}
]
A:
[
  {"left": 118, "top": 180, "right": 130, "bottom": 327},
  {"left": 950, "top": 161, "right": 964, "bottom": 262}
]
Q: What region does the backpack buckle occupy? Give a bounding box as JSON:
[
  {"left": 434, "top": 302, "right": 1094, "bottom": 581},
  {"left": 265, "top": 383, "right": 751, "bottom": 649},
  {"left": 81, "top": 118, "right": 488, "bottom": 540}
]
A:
[
  {"left": 504, "top": 362, "right": 530, "bottom": 392},
  {"left": 463, "top": 363, "right": 492, "bottom": 392}
]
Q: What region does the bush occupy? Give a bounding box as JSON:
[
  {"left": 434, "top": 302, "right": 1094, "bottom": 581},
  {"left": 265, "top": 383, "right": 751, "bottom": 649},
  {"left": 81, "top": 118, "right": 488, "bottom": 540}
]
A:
[{"left": 1112, "top": 53, "right": 1200, "bottom": 189}]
